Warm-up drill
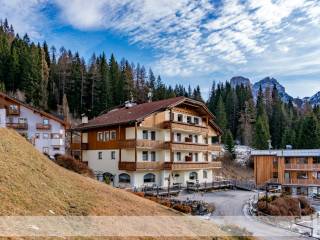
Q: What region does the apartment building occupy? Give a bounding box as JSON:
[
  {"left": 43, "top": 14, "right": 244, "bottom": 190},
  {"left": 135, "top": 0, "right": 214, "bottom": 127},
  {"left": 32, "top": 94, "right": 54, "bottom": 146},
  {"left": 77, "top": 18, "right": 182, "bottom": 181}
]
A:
[
  {"left": 0, "top": 92, "right": 67, "bottom": 157},
  {"left": 252, "top": 149, "right": 320, "bottom": 196},
  {"left": 72, "top": 96, "right": 222, "bottom": 188}
]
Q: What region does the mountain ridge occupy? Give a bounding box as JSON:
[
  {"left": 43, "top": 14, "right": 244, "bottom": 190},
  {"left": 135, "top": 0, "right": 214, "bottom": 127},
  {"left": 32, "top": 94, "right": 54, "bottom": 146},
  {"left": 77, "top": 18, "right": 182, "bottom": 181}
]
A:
[{"left": 229, "top": 75, "right": 319, "bottom": 106}]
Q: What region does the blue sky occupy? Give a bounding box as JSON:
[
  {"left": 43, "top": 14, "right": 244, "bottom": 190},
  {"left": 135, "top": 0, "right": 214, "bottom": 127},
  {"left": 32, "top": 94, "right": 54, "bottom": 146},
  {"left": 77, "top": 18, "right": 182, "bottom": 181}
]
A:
[{"left": 1, "top": 0, "right": 320, "bottom": 99}]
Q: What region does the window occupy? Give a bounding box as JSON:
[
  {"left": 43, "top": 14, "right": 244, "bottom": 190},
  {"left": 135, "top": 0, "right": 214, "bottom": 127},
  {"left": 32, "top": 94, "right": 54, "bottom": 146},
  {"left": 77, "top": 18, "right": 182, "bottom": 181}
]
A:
[
  {"left": 53, "top": 146, "right": 60, "bottom": 151},
  {"left": 111, "top": 151, "right": 116, "bottom": 160},
  {"left": 211, "top": 136, "right": 219, "bottom": 144},
  {"left": 35, "top": 133, "right": 40, "bottom": 139},
  {"left": 144, "top": 173, "right": 156, "bottom": 183},
  {"left": 194, "top": 135, "right": 198, "bottom": 143},
  {"left": 119, "top": 173, "right": 130, "bottom": 183},
  {"left": 194, "top": 153, "right": 199, "bottom": 162},
  {"left": 142, "top": 130, "right": 148, "bottom": 140},
  {"left": 285, "top": 157, "right": 291, "bottom": 164},
  {"left": 189, "top": 172, "right": 198, "bottom": 180},
  {"left": 284, "top": 171, "right": 290, "bottom": 180},
  {"left": 187, "top": 116, "right": 192, "bottom": 124},
  {"left": 151, "top": 131, "right": 156, "bottom": 140},
  {"left": 142, "top": 151, "right": 148, "bottom": 161},
  {"left": 104, "top": 131, "right": 110, "bottom": 141},
  {"left": 110, "top": 130, "right": 116, "bottom": 140},
  {"left": 170, "top": 112, "right": 174, "bottom": 121},
  {"left": 151, "top": 151, "right": 156, "bottom": 162},
  {"left": 43, "top": 119, "right": 49, "bottom": 125},
  {"left": 176, "top": 133, "right": 181, "bottom": 142},
  {"left": 18, "top": 118, "right": 27, "bottom": 124},
  {"left": 43, "top": 147, "right": 49, "bottom": 154},
  {"left": 194, "top": 117, "right": 199, "bottom": 125},
  {"left": 177, "top": 152, "right": 181, "bottom": 161},
  {"left": 297, "top": 171, "right": 308, "bottom": 179},
  {"left": 43, "top": 133, "right": 49, "bottom": 139},
  {"left": 297, "top": 157, "right": 307, "bottom": 164},
  {"left": 273, "top": 172, "right": 278, "bottom": 179},
  {"left": 97, "top": 132, "right": 104, "bottom": 141},
  {"left": 177, "top": 114, "right": 183, "bottom": 122},
  {"left": 9, "top": 104, "right": 18, "bottom": 111},
  {"left": 313, "top": 157, "right": 320, "bottom": 164},
  {"left": 98, "top": 152, "right": 102, "bottom": 160},
  {"left": 203, "top": 170, "right": 208, "bottom": 179},
  {"left": 51, "top": 133, "right": 60, "bottom": 139}
]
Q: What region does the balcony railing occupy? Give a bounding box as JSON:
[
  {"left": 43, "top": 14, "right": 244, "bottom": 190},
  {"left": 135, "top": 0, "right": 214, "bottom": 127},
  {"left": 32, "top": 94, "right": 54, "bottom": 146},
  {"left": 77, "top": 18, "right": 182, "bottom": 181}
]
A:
[
  {"left": 81, "top": 143, "right": 88, "bottom": 150},
  {"left": 119, "top": 140, "right": 169, "bottom": 149},
  {"left": 170, "top": 142, "right": 222, "bottom": 152},
  {"left": 285, "top": 163, "right": 320, "bottom": 171},
  {"left": 51, "top": 139, "right": 64, "bottom": 146},
  {"left": 6, "top": 108, "right": 20, "bottom": 115},
  {"left": 283, "top": 178, "right": 320, "bottom": 186},
  {"left": 36, "top": 123, "right": 52, "bottom": 130},
  {"left": 118, "top": 161, "right": 165, "bottom": 171},
  {"left": 163, "top": 121, "right": 208, "bottom": 134},
  {"left": 6, "top": 122, "right": 28, "bottom": 130},
  {"left": 164, "top": 161, "right": 221, "bottom": 170}
]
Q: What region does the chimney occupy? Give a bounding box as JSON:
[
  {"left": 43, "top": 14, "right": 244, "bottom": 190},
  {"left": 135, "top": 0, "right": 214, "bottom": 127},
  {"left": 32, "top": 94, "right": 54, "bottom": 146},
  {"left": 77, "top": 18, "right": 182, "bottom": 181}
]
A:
[{"left": 81, "top": 115, "right": 88, "bottom": 124}]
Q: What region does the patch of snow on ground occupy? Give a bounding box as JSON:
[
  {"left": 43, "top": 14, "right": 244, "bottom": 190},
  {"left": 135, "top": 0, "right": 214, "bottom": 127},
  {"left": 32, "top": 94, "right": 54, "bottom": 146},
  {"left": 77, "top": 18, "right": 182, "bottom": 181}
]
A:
[{"left": 234, "top": 145, "right": 252, "bottom": 166}]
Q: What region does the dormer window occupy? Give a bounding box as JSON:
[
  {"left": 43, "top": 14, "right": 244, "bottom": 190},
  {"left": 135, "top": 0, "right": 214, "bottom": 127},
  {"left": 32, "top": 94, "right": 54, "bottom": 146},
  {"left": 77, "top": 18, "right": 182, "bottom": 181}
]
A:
[{"left": 43, "top": 119, "right": 49, "bottom": 125}]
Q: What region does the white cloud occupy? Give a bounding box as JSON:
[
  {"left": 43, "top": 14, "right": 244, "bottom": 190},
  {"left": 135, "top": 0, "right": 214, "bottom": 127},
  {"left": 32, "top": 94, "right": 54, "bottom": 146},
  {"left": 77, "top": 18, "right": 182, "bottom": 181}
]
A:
[{"left": 0, "top": 0, "right": 48, "bottom": 39}]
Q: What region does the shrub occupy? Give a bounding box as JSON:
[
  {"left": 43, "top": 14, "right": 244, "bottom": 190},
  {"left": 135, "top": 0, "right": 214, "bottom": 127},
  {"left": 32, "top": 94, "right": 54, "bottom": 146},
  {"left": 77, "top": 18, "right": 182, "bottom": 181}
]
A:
[
  {"left": 54, "top": 155, "right": 94, "bottom": 177},
  {"left": 172, "top": 204, "right": 192, "bottom": 214}
]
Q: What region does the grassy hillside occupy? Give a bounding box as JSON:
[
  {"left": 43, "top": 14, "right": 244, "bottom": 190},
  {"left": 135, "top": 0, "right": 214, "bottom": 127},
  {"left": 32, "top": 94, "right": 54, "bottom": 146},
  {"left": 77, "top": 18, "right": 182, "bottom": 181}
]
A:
[{"left": 0, "top": 128, "right": 177, "bottom": 216}]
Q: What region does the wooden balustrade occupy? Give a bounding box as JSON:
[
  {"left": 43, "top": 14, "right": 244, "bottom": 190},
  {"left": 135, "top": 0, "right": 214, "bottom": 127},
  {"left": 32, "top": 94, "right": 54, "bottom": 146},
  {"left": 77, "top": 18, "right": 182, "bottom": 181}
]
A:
[
  {"left": 6, "top": 108, "right": 20, "bottom": 115},
  {"left": 163, "top": 121, "right": 208, "bottom": 134},
  {"left": 164, "top": 161, "right": 221, "bottom": 170},
  {"left": 283, "top": 178, "right": 320, "bottom": 185},
  {"left": 119, "top": 140, "right": 169, "bottom": 149},
  {"left": 285, "top": 163, "right": 320, "bottom": 171},
  {"left": 119, "top": 161, "right": 222, "bottom": 171},
  {"left": 119, "top": 161, "right": 165, "bottom": 171},
  {"left": 36, "top": 123, "right": 52, "bottom": 130},
  {"left": 6, "top": 122, "right": 28, "bottom": 130}
]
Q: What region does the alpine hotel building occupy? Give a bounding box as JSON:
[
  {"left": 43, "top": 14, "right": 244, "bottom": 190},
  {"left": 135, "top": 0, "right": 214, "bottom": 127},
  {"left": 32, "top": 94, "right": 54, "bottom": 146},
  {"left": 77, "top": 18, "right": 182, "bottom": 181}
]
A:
[{"left": 72, "top": 97, "right": 222, "bottom": 188}]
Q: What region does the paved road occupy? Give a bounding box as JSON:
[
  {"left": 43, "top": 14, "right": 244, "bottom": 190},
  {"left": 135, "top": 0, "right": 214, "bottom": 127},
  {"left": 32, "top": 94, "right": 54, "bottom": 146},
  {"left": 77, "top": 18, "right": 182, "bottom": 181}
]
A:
[{"left": 175, "top": 190, "right": 310, "bottom": 240}]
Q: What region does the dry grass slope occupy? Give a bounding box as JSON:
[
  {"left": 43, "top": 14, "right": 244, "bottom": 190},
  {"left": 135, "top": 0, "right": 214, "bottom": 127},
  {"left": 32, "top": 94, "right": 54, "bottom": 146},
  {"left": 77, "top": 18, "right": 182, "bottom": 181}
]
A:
[{"left": 0, "top": 128, "right": 178, "bottom": 216}]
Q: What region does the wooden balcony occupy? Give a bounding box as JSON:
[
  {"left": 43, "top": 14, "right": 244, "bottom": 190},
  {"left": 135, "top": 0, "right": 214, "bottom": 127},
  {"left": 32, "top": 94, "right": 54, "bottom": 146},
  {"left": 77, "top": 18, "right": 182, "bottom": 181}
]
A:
[
  {"left": 81, "top": 143, "right": 88, "bottom": 150},
  {"left": 164, "top": 161, "right": 222, "bottom": 171},
  {"left": 119, "top": 140, "right": 169, "bottom": 149},
  {"left": 70, "top": 142, "right": 81, "bottom": 150},
  {"left": 163, "top": 121, "right": 208, "bottom": 134},
  {"left": 6, "top": 108, "right": 20, "bottom": 115},
  {"left": 6, "top": 122, "right": 28, "bottom": 130},
  {"left": 170, "top": 142, "right": 222, "bottom": 152},
  {"left": 36, "top": 123, "right": 52, "bottom": 130},
  {"left": 285, "top": 164, "right": 320, "bottom": 171},
  {"left": 118, "top": 161, "right": 165, "bottom": 171},
  {"left": 283, "top": 178, "right": 320, "bottom": 186},
  {"left": 208, "top": 144, "right": 222, "bottom": 152}
]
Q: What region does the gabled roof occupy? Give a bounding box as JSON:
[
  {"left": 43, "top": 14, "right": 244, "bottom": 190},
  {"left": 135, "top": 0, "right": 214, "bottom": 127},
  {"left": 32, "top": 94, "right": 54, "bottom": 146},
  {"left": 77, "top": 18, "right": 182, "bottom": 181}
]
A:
[
  {"left": 251, "top": 149, "right": 320, "bottom": 157},
  {"left": 74, "top": 96, "right": 222, "bottom": 134},
  {"left": 0, "top": 92, "right": 67, "bottom": 127}
]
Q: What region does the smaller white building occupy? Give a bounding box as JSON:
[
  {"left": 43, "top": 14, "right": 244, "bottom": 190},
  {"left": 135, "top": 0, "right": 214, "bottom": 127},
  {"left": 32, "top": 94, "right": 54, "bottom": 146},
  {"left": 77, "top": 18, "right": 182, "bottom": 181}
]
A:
[{"left": 0, "top": 92, "right": 67, "bottom": 158}]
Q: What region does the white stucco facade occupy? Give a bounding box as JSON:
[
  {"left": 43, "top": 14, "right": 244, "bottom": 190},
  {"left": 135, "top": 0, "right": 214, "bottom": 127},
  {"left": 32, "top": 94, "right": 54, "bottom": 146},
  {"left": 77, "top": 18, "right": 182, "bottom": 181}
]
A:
[{"left": 1, "top": 103, "right": 66, "bottom": 157}]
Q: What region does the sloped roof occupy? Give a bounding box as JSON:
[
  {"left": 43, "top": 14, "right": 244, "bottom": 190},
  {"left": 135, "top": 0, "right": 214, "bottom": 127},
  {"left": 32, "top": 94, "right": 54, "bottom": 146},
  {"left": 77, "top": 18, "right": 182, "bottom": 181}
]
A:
[
  {"left": 75, "top": 96, "right": 222, "bottom": 134},
  {"left": 0, "top": 92, "right": 67, "bottom": 126},
  {"left": 251, "top": 149, "right": 320, "bottom": 157}
]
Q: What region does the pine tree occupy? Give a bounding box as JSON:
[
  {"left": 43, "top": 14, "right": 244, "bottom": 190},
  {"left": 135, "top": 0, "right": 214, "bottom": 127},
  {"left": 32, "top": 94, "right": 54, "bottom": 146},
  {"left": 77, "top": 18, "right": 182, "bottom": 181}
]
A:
[
  {"left": 215, "top": 95, "right": 227, "bottom": 140},
  {"left": 253, "top": 116, "right": 271, "bottom": 149},
  {"left": 298, "top": 114, "right": 320, "bottom": 149},
  {"left": 225, "top": 129, "right": 235, "bottom": 158}
]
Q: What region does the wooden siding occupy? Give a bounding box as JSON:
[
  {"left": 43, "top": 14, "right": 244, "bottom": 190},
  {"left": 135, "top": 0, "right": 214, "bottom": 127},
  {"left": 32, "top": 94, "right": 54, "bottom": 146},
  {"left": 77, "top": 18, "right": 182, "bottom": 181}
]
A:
[
  {"left": 254, "top": 155, "right": 275, "bottom": 186},
  {"left": 119, "top": 161, "right": 165, "bottom": 171},
  {"left": 139, "top": 111, "right": 166, "bottom": 128},
  {"left": 163, "top": 121, "right": 209, "bottom": 134}
]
